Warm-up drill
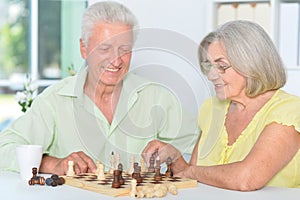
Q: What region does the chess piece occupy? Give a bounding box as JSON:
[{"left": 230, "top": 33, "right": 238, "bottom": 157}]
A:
[
  {"left": 128, "top": 156, "right": 135, "bottom": 174},
  {"left": 45, "top": 174, "right": 65, "bottom": 186},
  {"left": 135, "top": 166, "right": 143, "bottom": 183},
  {"left": 154, "top": 184, "right": 168, "bottom": 194},
  {"left": 95, "top": 160, "right": 101, "bottom": 175},
  {"left": 97, "top": 163, "right": 105, "bottom": 180},
  {"left": 154, "top": 189, "right": 166, "bottom": 198},
  {"left": 112, "top": 170, "right": 121, "bottom": 188},
  {"left": 28, "top": 167, "right": 45, "bottom": 185},
  {"left": 109, "top": 152, "right": 115, "bottom": 174},
  {"left": 118, "top": 163, "right": 125, "bottom": 185},
  {"left": 66, "top": 160, "right": 75, "bottom": 176},
  {"left": 130, "top": 179, "right": 137, "bottom": 197},
  {"left": 165, "top": 157, "right": 173, "bottom": 178},
  {"left": 154, "top": 165, "right": 162, "bottom": 181},
  {"left": 115, "top": 153, "right": 120, "bottom": 169},
  {"left": 132, "top": 162, "right": 138, "bottom": 178},
  {"left": 155, "top": 156, "right": 161, "bottom": 168},
  {"left": 154, "top": 159, "right": 162, "bottom": 181},
  {"left": 140, "top": 157, "right": 147, "bottom": 173},
  {"left": 168, "top": 184, "right": 178, "bottom": 195},
  {"left": 148, "top": 155, "right": 155, "bottom": 173}
]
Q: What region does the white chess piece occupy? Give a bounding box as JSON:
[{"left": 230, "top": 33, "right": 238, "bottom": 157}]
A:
[
  {"left": 140, "top": 157, "right": 146, "bottom": 173},
  {"left": 130, "top": 179, "right": 137, "bottom": 197},
  {"left": 109, "top": 152, "right": 115, "bottom": 174},
  {"left": 66, "top": 160, "right": 75, "bottom": 176},
  {"left": 128, "top": 156, "right": 135, "bottom": 174},
  {"left": 115, "top": 153, "right": 120, "bottom": 169},
  {"left": 97, "top": 163, "right": 105, "bottom": 180},
  {"left": 95, "top": 160, "right": 101, "bottom": 175}
]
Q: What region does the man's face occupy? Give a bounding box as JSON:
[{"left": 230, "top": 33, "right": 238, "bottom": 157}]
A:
[{"left": 80, "top": 23, "right": 133, "bottom": 87}]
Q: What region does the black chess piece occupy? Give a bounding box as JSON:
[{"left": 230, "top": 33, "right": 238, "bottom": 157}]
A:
[
  {"left": 28, "top": 167, "right": 45, "bottom": 186},
  {"left": 118, "top": 163, "right": 125, "bottom": 185},
  {"left": 165, "top": 157, "right": 173, "bottom": 178},
  {"left": 154, "top": 165, "right": 162, "bottom": 181},
  {"left": 132, "top": 162, "right": 139, "bottom": 178},
  {"left": 45, "top": 174, "right": 65, "bottom": 186},
  {"left": 135, "top": 166, "right": 143, "bottom": 183},
  {"left": 148, "top": 156, "right": 155, "bottom": 173},
  {"left": 112, "top": 170, "right": 121, "bottom": 188}
]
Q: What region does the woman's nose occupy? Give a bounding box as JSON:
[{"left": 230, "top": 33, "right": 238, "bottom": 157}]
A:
[{"left": 207, "top": 67, "right": 220, "bottom": 81}]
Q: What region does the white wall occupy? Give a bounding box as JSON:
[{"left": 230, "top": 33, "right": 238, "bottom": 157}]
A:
[{"left": 283, "top": 70, "right": 300, "bottom": 97}]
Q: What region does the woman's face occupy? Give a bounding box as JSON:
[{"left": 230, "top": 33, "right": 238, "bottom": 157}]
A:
[
  {"left": 80, "top": 22, "right": 133, "bottom": 87},
  {"left": 206, "top": 41, "right": 247, "bottom": 100}
]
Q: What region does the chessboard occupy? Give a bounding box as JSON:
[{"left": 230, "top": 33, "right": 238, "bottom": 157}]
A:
[{"left": 64, "top": 172, "right": 197, "bottom": 197}]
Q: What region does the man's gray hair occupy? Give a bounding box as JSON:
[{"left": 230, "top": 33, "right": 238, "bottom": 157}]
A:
[{"left": 81, "top": 1, "right": 138, "bottom": 46}]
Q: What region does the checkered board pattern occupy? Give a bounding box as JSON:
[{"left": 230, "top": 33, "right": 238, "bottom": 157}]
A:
[{"left": 64, "top": 172, "right": 197, "bottom": 197}]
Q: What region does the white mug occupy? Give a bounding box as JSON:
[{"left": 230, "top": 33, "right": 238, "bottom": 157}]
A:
[{"left": 16, "top": 145, "right": 43, "bottom": 181}]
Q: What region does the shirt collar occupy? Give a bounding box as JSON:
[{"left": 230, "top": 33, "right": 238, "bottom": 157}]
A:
[
  {"left": 56, "top": 66, "right": 155, "bottom": 99},
  {"left": 57, "top": 67, "right": 87, "bottom": 98}
]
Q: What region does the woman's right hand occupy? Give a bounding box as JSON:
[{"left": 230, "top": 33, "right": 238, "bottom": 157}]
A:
[{"left": 141, "top": 139, "right": 182, "bottom": 167}]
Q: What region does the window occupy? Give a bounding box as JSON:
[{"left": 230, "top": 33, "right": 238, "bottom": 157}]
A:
[{"left": 0, "top": 0, "right": 86, "bottom": 130}]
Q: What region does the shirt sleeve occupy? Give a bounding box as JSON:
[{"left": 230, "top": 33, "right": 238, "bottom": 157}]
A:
[{"left": 0, "top": 95, "right": 55, "bottom": 172}]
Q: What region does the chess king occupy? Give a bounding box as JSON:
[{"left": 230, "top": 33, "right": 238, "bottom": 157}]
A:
[{"left": 0, "top": 1, "right": 198, "bottom": 175}]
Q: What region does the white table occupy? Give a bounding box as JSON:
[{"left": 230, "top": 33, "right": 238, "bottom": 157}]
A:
[{"left": 0, "top": 171, "right": 299, "bottom": 200}]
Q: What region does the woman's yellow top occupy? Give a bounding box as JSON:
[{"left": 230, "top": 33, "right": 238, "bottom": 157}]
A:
[{"left": 197, "top": 89, "right": 300, "bottom": 188}]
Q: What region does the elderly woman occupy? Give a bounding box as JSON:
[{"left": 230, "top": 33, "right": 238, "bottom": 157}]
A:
[{"left": 143, "top": 20, "right": 300, "bottom": 191}]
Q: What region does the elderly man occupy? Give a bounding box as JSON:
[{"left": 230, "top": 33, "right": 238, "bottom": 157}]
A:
[{"left": 0, "top": 1, "right": 198, "bottom": 175}]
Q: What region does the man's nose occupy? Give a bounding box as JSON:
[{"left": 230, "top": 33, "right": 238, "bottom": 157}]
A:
[{"left": 110, "top": 50, "right": 122, "bottom": 67}]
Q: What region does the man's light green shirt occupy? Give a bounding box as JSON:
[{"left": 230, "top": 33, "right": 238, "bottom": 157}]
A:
[{"left": 0, "top": 68, "right": 198, "bottom": 171}]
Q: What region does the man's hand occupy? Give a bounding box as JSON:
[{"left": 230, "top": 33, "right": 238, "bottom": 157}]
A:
[{"left": 39, "top": 151, "right": 96, "bottom": 175}]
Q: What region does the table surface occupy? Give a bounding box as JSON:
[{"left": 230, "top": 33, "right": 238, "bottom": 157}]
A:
[{"left": 1, "top": 171, "right": 299, "bottom": 200}]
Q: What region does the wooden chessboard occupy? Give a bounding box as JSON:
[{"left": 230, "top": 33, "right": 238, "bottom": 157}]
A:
[{"left": 64, "top": 172, "right": 197, "bottom": 197}]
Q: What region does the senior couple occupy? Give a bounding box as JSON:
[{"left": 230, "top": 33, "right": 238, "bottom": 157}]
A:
[{"left": 0, "top": 1, "right": 299, "bottom": 191}]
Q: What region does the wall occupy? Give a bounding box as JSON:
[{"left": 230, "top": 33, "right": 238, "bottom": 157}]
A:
[{"left": 284, "top": 70, "right": 300, "bottom": 97}]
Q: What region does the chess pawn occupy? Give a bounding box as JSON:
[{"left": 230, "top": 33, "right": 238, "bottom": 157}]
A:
[
  {"left": 165, "top": 157, "right": 173, "bottom": 178},
  {"left": 154, "top": 165, "right": 162, "bottom": 181},
  {"left": 97, "top": 163, "right": 105, "bottom": 180},
  {"left": 66, "top": 160, "right": 75, "bottom": 176},
  {"left": 132, "top": 162, "right": 138, "bottom": 178},
  {"left": 135, "top": 166, "right": 143, "bottom": 183},
  {"left": 148, "top": 155, "right": 155, "bottom": 173},
  {"left": 112, "top": 170, "right": 121, "bottom": 188}
]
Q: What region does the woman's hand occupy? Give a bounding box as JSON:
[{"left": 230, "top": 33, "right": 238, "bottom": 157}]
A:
[{"left": 142, "top": 139, "right": 182, "bottom": 167}]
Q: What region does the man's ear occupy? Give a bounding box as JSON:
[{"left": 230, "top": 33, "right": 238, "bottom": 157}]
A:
[{"left": 80, "top": 38, "right": 87, "bottom": 59}]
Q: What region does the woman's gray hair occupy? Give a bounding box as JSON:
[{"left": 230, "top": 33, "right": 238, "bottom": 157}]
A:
[
  {"left": 81, "top": 1, "right": 139, "bottom": 46},
  {"left": 199, "top": 20, "right": 286, "bottom": 97}
]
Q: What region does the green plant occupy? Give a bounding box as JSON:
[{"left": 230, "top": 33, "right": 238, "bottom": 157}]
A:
[{"left": 15, "top": 74, "right": 37, "bottom": 112}]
